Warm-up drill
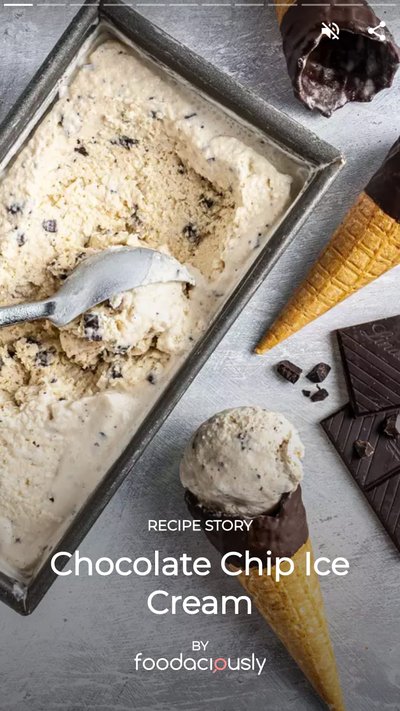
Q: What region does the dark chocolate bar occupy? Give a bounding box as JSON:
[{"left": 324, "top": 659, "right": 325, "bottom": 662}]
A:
[
  {"left": 278, "top": 0, "right": 400, "bottom": 117},
  {"left": 366, "top": 137, "right": 400, "bottom": 223},
  {"left": 337, "top": 315, "right": 400, "bottom": 415},
  {"left": 321, "top": 405, "right": 400, "bottom": 551}
]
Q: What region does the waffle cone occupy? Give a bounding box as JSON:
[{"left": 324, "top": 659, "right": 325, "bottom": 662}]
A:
[
  {"left": 256, "top": 192, "right": 400, "bottom": 353},
  {"left": 234, "top": 538, "right": 345, "bottom": 710}
]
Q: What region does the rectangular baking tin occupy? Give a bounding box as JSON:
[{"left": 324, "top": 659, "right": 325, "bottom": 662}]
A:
[{"left": 0, "top": 0, "right": 344, "bottom": 614}]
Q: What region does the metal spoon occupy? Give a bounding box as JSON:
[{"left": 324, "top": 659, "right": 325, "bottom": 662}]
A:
[{"left": 0, "top": 247, "right": 195, "bottom": 328}]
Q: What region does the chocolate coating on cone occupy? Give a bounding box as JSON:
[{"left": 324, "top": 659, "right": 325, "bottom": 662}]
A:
[
  {"left": 185, "top": 485, "right": 308, "bottom": 565},
  {"left": 366, "top": 137, "right": 400, "bottom": 223},
  {"left": 280, "top": 0, "right": 400, "bottom": 116}
]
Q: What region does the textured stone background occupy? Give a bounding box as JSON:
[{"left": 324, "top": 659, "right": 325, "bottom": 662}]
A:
[{"left": 0, "top": 4, "right": 399, "bottom": 710}]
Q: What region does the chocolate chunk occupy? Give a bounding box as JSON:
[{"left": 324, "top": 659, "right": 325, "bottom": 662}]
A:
[
  {"left": 383, "top": 413, "right": 400, "bottom": 438},
  {"left": 16, "top": 232, "right": 25, "bottom": 246},
  {"left": 183, "top": 223, "right": 200, "bottom": 245},
  {"left": 83, "top": 314, "right": 102, "bottom": 342},
  {"left": 35, "top": 347, "right": 56, "bottom": 367},
  {"left": 354, "top": 440, "right": 374, "bottom": 459},
  {"left": 306, "top": 362, "right": 331, "bottom": 383},
  {"left": 276, "top": 360, "right": 302, "bottom": 384},
  {"left": 7, "top": 203, "right": 22, "bottom": 215},
  {"left": 111, "top": 135, "right": 139, "bottom": 150},
  {"left": 42, "top": 219, "right": 57, "bottom": 233},
  {"left": 337, "top": 315, "right": 400, "bottom": 415},
  {"left": 74, "top": 145, "right": 89, "bottom": 157},
  {"left": 310, "top": 387, "right": 329, "bottom": 402},
  {"left": 184, "top": 113, "right": 197, "bottom": 119},
  {"left": 302, "top": 390, "right": 311, "bottom": 398},
  {"left": 147, "top": 373, "right": 156, "bottom": 385},
  {"left": 279, "top": 0, "right": 400, "bottom": 117},
  {"left": 321, "top": 405, "right": 400, "bottom": 551}
]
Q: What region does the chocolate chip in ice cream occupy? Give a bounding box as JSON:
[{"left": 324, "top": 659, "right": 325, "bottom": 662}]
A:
[
  {"left": 199, "top": 194, "right": 215, "bottom": 210},
  {"left": 110, "top": 363, "right": 123, "bottom": 379},
  {"left": 83, "top": 314, "right": 103, "bottom": 342},
  {"left": 111, "top": 135, "right": 139, "bottom": 150},
  {"left": 354, "top": 439, "right": 375, "bottom": 459},
  {"left": 302, "top": 390, "right": 311, "bottom": 398},
  {"left": 383, "top": 413, "right": 400, "bottom": 438},
  {"left": 35, "top": 347, "right": 56, "bottom": 367},
  {"left": 7, "top": 202, "right": 23, "bottom": 215},
  {"left": 74, "top": 144, "right": 89, "bottom": 157},
  {"left": 183, "top": 222, "right": 200, "bottom": 245},
  {"left": 16, "top": 232, "right": 26, "bottom": 246},
  {"left": 306, "top": 362, "right": 331, "bottom": 383},
  {"left": 276, "top": 360, "right": 302, "bottom": 384},
  {"left": 42, "top": 219, "right": 57, "bottom": 233}
]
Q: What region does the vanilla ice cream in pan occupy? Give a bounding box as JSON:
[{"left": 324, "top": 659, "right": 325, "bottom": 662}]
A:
[{"left": 0, "top": 1, "right": 342, "bottom": 613}]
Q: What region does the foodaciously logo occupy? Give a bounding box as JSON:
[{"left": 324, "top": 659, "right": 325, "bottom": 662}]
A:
[{"left": 133, "top": 643, "right": 266, "bottom": 676}]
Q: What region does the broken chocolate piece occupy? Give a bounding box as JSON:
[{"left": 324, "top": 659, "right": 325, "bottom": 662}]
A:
[
  {"left": 276, "top": 360, "right": 302, "bottom": 384},
  {"left": 83, "top": 314, "right": 102, "bottom": 342},
  {"left": 16, "top": 232, "right": 25, "bottom": 247},
  {"left": 337, "top": 315, "right": 400, "bottom": 415},
  {"left": 302, "top": 390, "right": 311, "bottom": 398},
  {"left": 307, "top": 362, "right": 331, "bottom": 383},
  {"left": 42, "top": 219, "right": 57, "bottom": 233},
  {"left": 354, "top": 439, "right": 374, "bottom": 459},
  {"left": 383, "top": 413, "right": 400, "bottom": 438},
  {"left": 321, "top": 405, "right": 400, "bottom": 551},
  {"left": 279, "top": 0, "right": 400, "bottom": 117},
  {"left": 310, "top": 387, "right": 329, "bottom": 402}
]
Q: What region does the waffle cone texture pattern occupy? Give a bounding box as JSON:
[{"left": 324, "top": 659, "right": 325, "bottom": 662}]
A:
[
  {"left": 256, "top": 192, "right": 400, "bottom": 353},
  {"left": 234, "top": 538, "right": 346, "bottom": 711}
]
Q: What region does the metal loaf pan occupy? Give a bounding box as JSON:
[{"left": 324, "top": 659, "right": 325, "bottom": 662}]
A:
[{"left": 0, "top": 0, "right": 343, "bottom": 614}]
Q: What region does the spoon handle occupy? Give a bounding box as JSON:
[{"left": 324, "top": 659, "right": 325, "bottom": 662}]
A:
[{"left": 0, "top": 300, "right": 55, "bottom": 328}]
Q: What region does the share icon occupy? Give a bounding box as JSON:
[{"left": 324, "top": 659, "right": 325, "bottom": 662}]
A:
[{"left": 367, "top": 20, "right": 387, "bottom": 42}]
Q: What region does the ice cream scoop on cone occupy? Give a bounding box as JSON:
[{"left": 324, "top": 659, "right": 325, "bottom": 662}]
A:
[
  {"left": 181, "top": 407, "right": 346, "bottom": 710},
  {"left": 256, "top": 137, "right": 400, "bottom": 354}
]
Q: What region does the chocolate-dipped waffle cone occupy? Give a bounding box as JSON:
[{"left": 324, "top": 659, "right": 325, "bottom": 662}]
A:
[
  {"left": 185, "top": 487, "right": 346, "bottom": 711},
  {"left": 234, "top": 538, "right": 345, "bottom": 711},
  {"left": 256, "top": 137, "right": 400, "bottom": 354},
  {"left": 274, "top": 0, "right": 400, "bottom": 116}
]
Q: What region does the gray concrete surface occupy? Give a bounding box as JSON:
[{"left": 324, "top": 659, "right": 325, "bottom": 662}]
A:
[{"left": 0, "top": 3, "right": 399, "bottom": 710}]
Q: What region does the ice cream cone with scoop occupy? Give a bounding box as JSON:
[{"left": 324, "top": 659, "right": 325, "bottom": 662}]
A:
[
  {"left": 256, "top": 137, "right": 400, "bottom": 354},
  {"left": 181, "top": 406, "right": 346, "bottom": 710}
]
